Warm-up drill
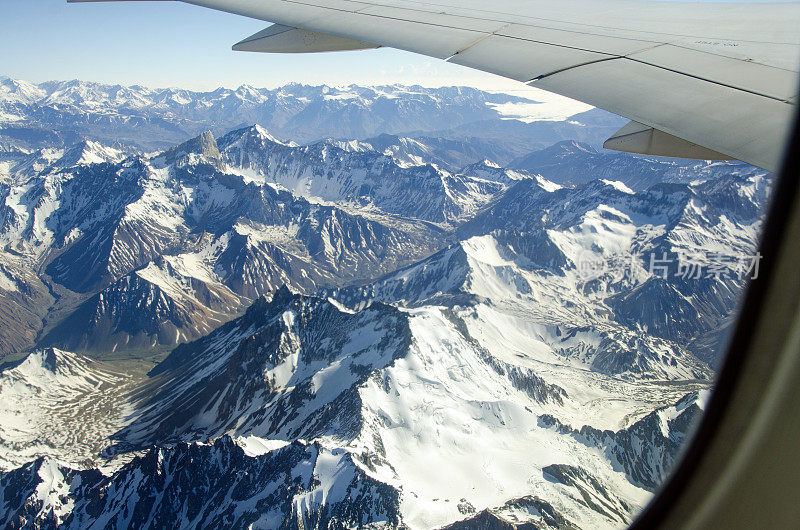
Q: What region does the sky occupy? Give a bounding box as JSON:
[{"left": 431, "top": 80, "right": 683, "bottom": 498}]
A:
[{"left": 0, "top": 0, "right": 529, "bottom": 91}]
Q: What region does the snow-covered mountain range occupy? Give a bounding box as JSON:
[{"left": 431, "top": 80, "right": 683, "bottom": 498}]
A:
[
  {"left": 0, "top": 124, "right": 765, "bottom": 361},
  {"left": 0, "top": 79, "right": 774, "bottom": 529},
  {"left": 0, "top": 77, "right": 623, "bottom": 160},
  {"left": 509, "top": 139, "right": 767, "bottom": 191}
]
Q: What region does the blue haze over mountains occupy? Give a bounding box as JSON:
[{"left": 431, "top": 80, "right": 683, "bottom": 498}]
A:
[
  {"left": 0, "top": 77, "right": 771, "bottom": 529},
  {"left": 0, "top": 77, "right": 622, "bottom": 162}
]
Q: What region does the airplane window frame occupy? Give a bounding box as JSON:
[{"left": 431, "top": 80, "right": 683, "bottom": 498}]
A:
[{"left": 629, "top": 99, "right": 800, "bottom": 528}]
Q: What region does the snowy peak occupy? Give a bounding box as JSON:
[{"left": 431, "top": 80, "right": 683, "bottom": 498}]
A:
[
  {"left": 510, "top": 139, "right": 769, "bottom": 191},
  {"left": 336, "top": 223, "right": 711, "bottom": 380},
  {"left": 0, "top": 77, "right": 46, "bottom": 105},
  {"left": 330, "top": 237, "right": 480, "bottom": 308},
  {"left": 540, "top": 390, "right": 708, "bottom": 491},
  {"left": 0, "top": 456, "right": 90, "bottom": 527},
  {"left": 510, "top": 140, "right": 598, "bottom": 174},
  {"left": 119, "top": 290, "right": 412, "bottom": 446},
  {"left": 53, "top": 139, "right": 124, "bottom": 169},
  {"left": 218, "top": 123, "right": 289, "bottom": 150},
  {"left": 0, "top": 436, "right": 401, "bottom": 529},
  {"left": 216, "top": 124, "right": 295, "bottom": 176},
  {"left": 0, "top": 348, "right": 96, "bottom": 381},
  {"left": 542, "top": 139, "right": 598, "bottom": 157},
  {"left": 693, "top": 171, "right": 772, "bottom": 222},
  {"left": 599, "top": 178, "right": 634, "bottom": 194},
  {"left": 0, "top": 348, "right": 55, "bottom": 375},
  {"left": 217, "top": 126, "right": 508, "bottom": 224},
  {"left": 0, "top": 139, "right": 123, "bottom": 182},
  {"left": 157, "top": 130, "right": 222, "bottom": 168},
  {"left": 39, "top": 259, "right": 244, "bottom": 355},
  {"left": 457, "top": 158, "right": 527, "bottom": 184},
  {"left": 0, "top": 348, "right": 128, "bottom": 471}
]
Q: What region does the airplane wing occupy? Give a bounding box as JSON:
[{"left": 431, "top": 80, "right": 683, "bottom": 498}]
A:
[{"left": 71, "top": 0, "right": 800, "bottom": 171}]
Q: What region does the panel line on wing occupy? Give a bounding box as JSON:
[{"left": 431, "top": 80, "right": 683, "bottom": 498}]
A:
[
  {"left": 446, "top": 24, "right": 510, "bottom": 60},
  {"left": 525, "top": 57, "right": 623, "bottom": 83},
  {"left": 658, "top": 42, "right": 798, "bottom": 73},
  {"left": 625, "top": 57, "right": 793, "bottom": 104},
  {"left": 521, "top": 45, "right": 793, "bottom": 105}
]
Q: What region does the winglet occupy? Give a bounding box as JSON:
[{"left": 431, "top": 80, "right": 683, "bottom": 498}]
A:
[{"left": 233, "top": 24, "right": 379, "bottom": 54}]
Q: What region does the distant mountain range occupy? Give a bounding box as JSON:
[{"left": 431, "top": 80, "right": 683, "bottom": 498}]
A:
[
  {"left": 0, "top": 77, "right": 624, "bottom": 161},
  {"left": 0, "top": 79, "right": 773, "bottom": 529}
]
